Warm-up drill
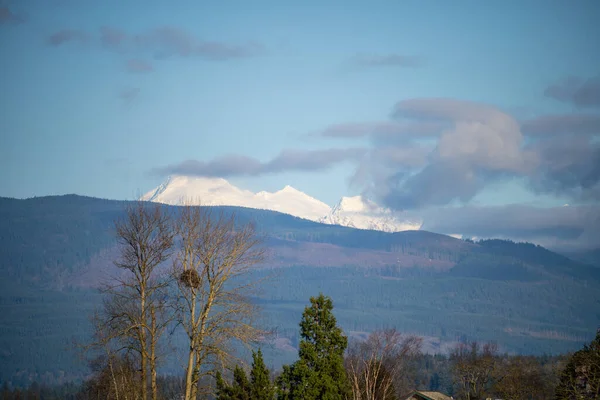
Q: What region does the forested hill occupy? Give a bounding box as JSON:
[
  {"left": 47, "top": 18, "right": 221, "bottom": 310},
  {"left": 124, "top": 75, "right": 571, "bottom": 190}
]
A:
[
  {"left": 2, "top": 194, "right": 597, "bottom": 285},
  {"left": 1, "top": 195, "right": 599, "bottom": 387}
]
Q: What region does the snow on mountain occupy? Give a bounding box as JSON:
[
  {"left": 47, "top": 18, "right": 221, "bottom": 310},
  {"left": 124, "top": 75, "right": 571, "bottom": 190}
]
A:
[
  {"left": 140, "top": 175, "right": 331, "bottom": 221},
  {"left": 141, "top": 176, "right": 421, "bottom": 232},
  {"left": 319, "top": 196, "right": 422, "bottom": 232}
]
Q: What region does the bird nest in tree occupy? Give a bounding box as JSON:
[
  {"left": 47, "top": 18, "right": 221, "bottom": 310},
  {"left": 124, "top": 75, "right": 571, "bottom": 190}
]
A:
[{"left": 179, "top": 269, "right": 201, "bottom": 288}]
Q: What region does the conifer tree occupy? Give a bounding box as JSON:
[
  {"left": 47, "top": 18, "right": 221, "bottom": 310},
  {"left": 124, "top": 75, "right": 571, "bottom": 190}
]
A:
[
  {"left": 216, "top": 365, "right": 251, "bottom": 400},
  {"left": 216, "top": 349, "right": 274, "bottom": 400},
  {"left": 277, "top": 293, "right": 351, "bottom": 399},
  {"left": 251, "top": 349, "right": 275, "bottom": 400},
  {"left": 555, "top": 330, "right": 600, "bottom": 399}
]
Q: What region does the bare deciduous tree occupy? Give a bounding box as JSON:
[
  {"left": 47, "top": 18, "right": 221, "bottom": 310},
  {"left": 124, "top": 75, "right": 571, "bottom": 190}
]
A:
[
  {"left": 345, "top": 329, "right": 422, "bottom": 400},
  {"left": 450, "top": 341, "right": 498, "bottom": 400},
  {"left": 94, "top": 201, "right": 174, "bottom": 400},
  {"left": 173, "top": 205, "right": 266, "bottom": 399},
  {"left": 493, "top": 355, "right": 544, "bottom": 400}
]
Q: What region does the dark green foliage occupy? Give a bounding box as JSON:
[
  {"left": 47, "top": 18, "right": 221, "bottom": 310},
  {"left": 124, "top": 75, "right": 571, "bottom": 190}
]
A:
[
  {"left": 277, "top": 294, "right": 351, "bottom": 400},
  {"left": 555, "top": 330, "right": 600, "bottom": 399},
  {"left": 476, "top": 239, "right": 600, "bottom": 282},
  {"left": 251, "top": 349, "right": 275, "bottom": 400},
  {"left": 216, "top": 366, "right": 251, "bottom": 400},
  {"left": 216, "top": 350, "right": 274, "bottom": 400}
]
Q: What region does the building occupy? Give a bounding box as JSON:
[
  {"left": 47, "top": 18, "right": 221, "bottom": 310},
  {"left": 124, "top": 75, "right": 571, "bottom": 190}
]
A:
[{"left": 403, "top": 390, "right": 453, "bottom": 400}]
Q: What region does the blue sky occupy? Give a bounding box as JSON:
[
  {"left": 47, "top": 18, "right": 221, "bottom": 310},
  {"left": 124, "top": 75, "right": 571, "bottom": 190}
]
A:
[{"left": 1, "top": 0, "right": 599, "bottom": 249}]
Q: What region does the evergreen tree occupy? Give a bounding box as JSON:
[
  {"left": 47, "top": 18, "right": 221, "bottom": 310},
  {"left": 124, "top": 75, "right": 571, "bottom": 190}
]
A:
[
  {"left": 555, "top": 330, "right": 600, "bottom": 399},
  {"left": 216, "top": 366, "right": 251, "bottom": 400},
  {"left": 216, "top": 350, "right": 274, "bottom": 400},
  {"left": 251, "top": 349, "right": 275, "bottom": 400},
  {"left": 277, "top": 293, "right": 351, "bottom": 399}
]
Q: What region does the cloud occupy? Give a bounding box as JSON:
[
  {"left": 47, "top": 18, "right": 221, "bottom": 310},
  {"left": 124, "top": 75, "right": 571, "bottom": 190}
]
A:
[
  {"left": 544, "top": 76, "right": 600, "bottom": 108},
  {"left": 152, "top": 148, "right": 366, "bottom": 178},
  {"left": 143, "top": 26, "right": 265, "bottom": 60},
  {"left": 521, "top": 113, "right": 600, "bottom": 136},
  {"left": 100, "top": 26, "right": 128, "bottom": 49},
  {"left": 348, "top": 143, "right": 433, "bottom": 198},
  {"left": 150, "top": 95, "right": 598, "bottom": 222},
  {"left": 381, "top": 161, "right": 486, "bottom": 209},
  {"left": 419, "top": 203, "right": 600, "bottom": 250},
  {"left": 354, "top": 98, "right": 538, "bottom": 210},
  {"left": 320, "top": 121, "right": 445, "bottom": 141},
  {"left": 47, "top": 29, "right": 89, "bottom": 46},
  {"left": 126, "top": 59, "right": 153, "bottom": 73},
  {"left": 119, "top": 87, "right": 140, "bottom": 102},
  {"left": 0, "top": 6, "right": 23, "bottom": 24},
  {"left": 48, "top": 25, "right": 265, "bottom": 61},
  {"left": 352, "top": 53, "right": 424, "bottom": 68},
  {"left": 527, "top": 135, "right": 600, "bottom": 201}
]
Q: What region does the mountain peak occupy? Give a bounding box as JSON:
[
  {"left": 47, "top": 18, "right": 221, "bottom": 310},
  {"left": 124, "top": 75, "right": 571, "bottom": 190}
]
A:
[
  {"left": 279, "top": 185, "right": 300, "bottom": 193},
  {"left": 142, "top": 175, "right": 423, "bottom": 233},
  {"left": 141, "top": 176, "right": 331, "bottom": 221}
]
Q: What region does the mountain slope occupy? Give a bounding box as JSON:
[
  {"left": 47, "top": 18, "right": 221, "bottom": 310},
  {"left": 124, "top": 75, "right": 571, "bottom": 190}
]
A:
[{"left": 2, "top": 195, "right": 599, "bottom": 386}]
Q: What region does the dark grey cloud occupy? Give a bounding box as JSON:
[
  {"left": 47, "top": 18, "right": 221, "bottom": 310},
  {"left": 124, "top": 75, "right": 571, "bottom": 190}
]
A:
[
  {"left": 419, "top": 204, "right": 600, "bottom": 250},
  {"left": 48, "top": 25, "right": 265, "bottom": 61},
  {"left": 544, "top": 76, "right": 600, "bottom": 108},
  {"left": 352, "top": 53, "right": 424, "bottom": 68},
  {"left": 0, "top": 5, "right": 22, "bottom": 24},
  {"left": 521, "top": 113, "right": 600, "bottom": 136},
  {"left": 126, "top": 59, "right": 153, "bottom": 73},
  {"left": 47, "top": 29, "right": 89, "bottom": 46},
  {"left": 527, "top": 136, "right": 600, "bottom": 201},
  {"left": 382, "top": 161, "right": 485, "bottom": 210},
  {"left": 152, "top": 148, "right": 366, "bottom": 178}
]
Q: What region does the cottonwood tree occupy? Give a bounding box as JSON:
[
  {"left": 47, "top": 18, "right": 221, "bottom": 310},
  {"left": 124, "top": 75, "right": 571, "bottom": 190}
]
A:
[
  {"left": 345, "top": 329, "right": 422, "bottom": 400},
  {"left": 277, "top": 293, "right": 351, "bottom": 399},
  {"left": 450, "top": 341, "right": 498, "bottom": 400},
  {"left": 94, "top": 201, "right": 174, "bottom": 400},
  {"left": 173, "top": 205, "right": 266, "bottom": 399},
  {"left": 79, "top": 354, "right": 140, "bottom": 400}
]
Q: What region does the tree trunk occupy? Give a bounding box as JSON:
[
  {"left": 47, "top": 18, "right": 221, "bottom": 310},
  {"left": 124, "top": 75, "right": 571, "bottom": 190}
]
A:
[
  {"left": 140, "top": 291, "right": 148, "bottom": 400},
  {"left": 150, "top": 308, "right": 158, "bottom": 400},
  {"left": 184, "top": 343, "right": 196, "bottom": 400},
  {"left": 184, "top": 293, "right": 197, "bottom": 400}
]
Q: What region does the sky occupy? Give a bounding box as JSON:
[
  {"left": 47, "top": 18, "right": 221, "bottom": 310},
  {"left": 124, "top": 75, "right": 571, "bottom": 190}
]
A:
[{"left": 1, "top": 0, "right": 599, "bottom": 250}]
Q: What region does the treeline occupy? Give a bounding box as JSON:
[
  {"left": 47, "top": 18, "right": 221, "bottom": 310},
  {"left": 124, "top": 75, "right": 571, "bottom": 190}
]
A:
[{"left": 2, "top": 294, "right": 598, "bottom": 399}]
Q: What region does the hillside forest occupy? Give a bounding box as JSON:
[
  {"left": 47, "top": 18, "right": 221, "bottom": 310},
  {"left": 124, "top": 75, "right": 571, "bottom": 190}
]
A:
[{"left": 0, "top": 197, "right": 599, "bottom": 399}]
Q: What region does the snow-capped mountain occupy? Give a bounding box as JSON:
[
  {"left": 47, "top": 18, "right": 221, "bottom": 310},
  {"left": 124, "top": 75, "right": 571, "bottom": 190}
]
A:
[
  {"left": 141, "top": 175, "right": 331, "bottom": 221},
  {"left": 141, "top": 176, "right": 421, "bottom": 232},
  {"left": 319, "top": 196, "right": 422, "bottom": 232}
]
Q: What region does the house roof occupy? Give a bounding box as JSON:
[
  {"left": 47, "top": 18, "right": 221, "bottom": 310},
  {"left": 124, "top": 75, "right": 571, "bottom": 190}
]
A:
[{"left": 406, "top": 390, "right": 452, "bottom": 400}]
